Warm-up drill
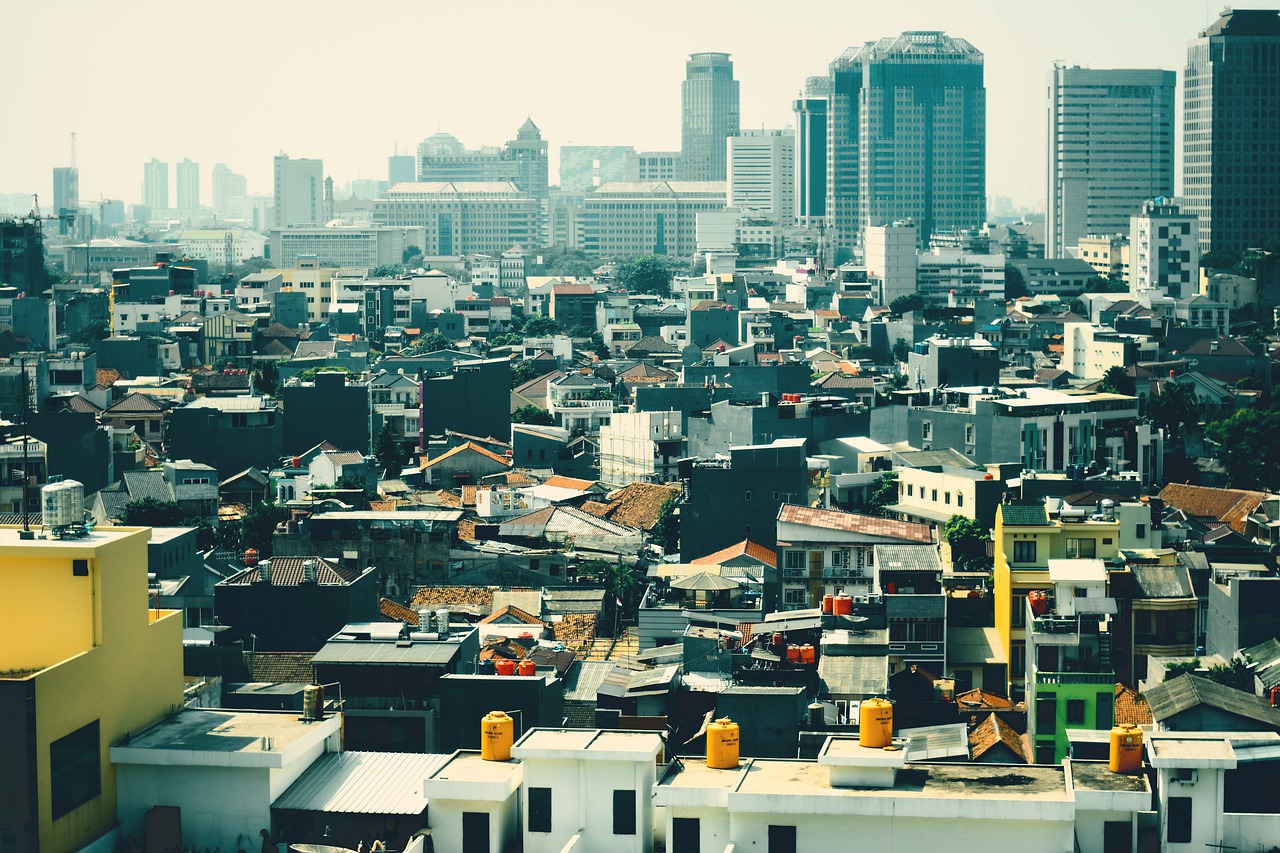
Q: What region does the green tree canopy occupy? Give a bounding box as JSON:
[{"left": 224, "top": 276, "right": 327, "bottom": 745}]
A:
[
  {"left": 403, "top": 332, "right": 456, "bottom": 355},
  {"left": 371, "top": 263, "right": 403, "bottom": 278},
  {"left": 511, "top": 405, "right": 555, "bottom": 425},
  {"left": 615, "top": 256, "right": 675, "bottom": 297},
  {"left": 891, "top": 337, "right": 910, "bottom": 363},
  {"left": 889, "top": 293, "right": 924, "bottom": 316},
  {"left": 1004, "top": 264, "right": 1029, "bottom": 300},
  {"left": 121, "top": 497, "right": 187, "bottom": 527},
  {"left": 522, "top": 315, "right": 561, "bottom": 337},
  {"left": 1084, "top": 277, "right": 1128, "bottom": 294},
  {"left": 1097, "top": 365, "right": 1135, "bottom": 397},
  {"left": 72, "top": 319, "right": 111, "bottom": 344},
  {"left": 944, "top": 514, "right": 990, "bottom": 573},
  {"left": 511, "top": 360, "right": 549, "bottom": 388},
  {"left": 375, "top": 422, "right": 404, "bottom": 476},
  {"left": 864, "top": 472, "right": 898, "bottom": 518},
  {"left": 1205, "top": 402, "right": 1280, "bottom": 489}
]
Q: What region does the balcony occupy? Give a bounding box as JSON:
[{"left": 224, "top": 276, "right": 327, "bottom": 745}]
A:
[
  {"left": 1035, "top": 671, "right": 1115, "bottom": 685},
  {"left": 550, "top": 399, "right": 613, "bottom": 411}
]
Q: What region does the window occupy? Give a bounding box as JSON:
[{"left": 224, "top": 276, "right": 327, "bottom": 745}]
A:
[
  {"left": 51, "top": 720, "right": 100, "bottom": 820},
  {"left": 1102, "top": 537, "right": 1113, "bottom": 545},
  {"left": 831, "top": 549, "right": 849, "bottom": 568},
  {"left": 1013, "top": 540, "right": 1037, "bottom": 563},
  {"left": 783, "top": 588, "right": 808, "bottom": 605},
  {"left": 672, "top": 817, "right": 701, "bottom": 853},
  {"left": 921, "top": 420, "right": 932, "bottom": 441},
  {"left": 1036, "top": 694, "right": 1056, "bottom": 733},
  {"left": 528, "top": 787, "right": 552, "bottom": 833},
  {"left": 743, "top": 489, "right": 752, "bottom": 501},
  {"left": 965, "top": 423, "right": 976, "bottom": 445},
  {"left": 612, "top": 789, "right": 637, "bottom": 835},
  {"left": 768, "top": 825, "right": 797, "bottom": 853},
  {"left": 1135, "top": 523, "right": 1147, "bottom": 539},
  {"left": 1066, "top": 538, "right": 1096, "bottom": 559},
  {"left": 907, "top": 484, "right": 914, "bottom": 497},
  {"left": 1012, "top": 593, "right": 1027, "bottom": 628},
  {"left": 957, "top": 493, "right": 964, "bottom": 508},
  {"left": 1167, "top": 797, "right": 1192, "bottom": 843},
  {"left": 1035, "top": 744, "right": 1057, "bottom": 765},
  {"left": 784, "top": 551, "right": 805, "bottom": 570},
  {"left": 1066, "top": 699, "right": 1086, "bottom": 724},
  {"left": 931, "top": 489, "right": 938, "bottom": 502}
]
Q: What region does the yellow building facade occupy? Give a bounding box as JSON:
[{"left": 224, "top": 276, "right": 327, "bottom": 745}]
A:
[
  {"left": 0, "top": 525, "right": 183, "bottom": 853},
  {"left": 993, "top": 504, "right": 1119, "bottom": 695}
]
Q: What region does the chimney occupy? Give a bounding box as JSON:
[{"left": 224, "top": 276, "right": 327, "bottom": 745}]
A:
[{"left": 257, "top": 560, "right": 271, "bottom": 583}]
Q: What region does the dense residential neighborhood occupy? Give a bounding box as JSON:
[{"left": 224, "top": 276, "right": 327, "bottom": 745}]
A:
[{"left": 5, "top": 6, "right": 1280, "bottom": 853}]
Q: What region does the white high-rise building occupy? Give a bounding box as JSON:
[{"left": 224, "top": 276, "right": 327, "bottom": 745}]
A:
[
  {"left": 273, "top": 155, "right": 324, "bottom": 228},
  {"left": 864, "top": 221, "right": 918, "bottom": 305},
  {"left": 176, "top": 158, "right": 200, "bottom": 212},
  {"left": 1046, "top": 66, "right": 1175, "bottom": 258},
  {"left": 211, "top": 164, "right": 248, "bottom": 217},
  {"left": 727, "top": 130, "right": 795, "bottom": 224},
  {"left": 142, "top": 158, "right": 169, "bottom": 211},
  {"left": 1130, "top": 198, "right": 1198, "bottom": 298}
]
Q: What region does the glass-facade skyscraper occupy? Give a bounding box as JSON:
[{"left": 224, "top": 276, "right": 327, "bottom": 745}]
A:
[
  {"left": 826, "top": 31, "right": 985, "bottom": 255},
  {"left": 680, "top": 52, "right": 739, "bottom": 182},
  {"left": 1047, "top": 66, "right": 1175, "bottom": 259},
  {"left": 793, "top": 76, "right": 830, "bottom": 228},
  {"left": 1184, "top": 8, "right": 1280, "bottom": 254}
]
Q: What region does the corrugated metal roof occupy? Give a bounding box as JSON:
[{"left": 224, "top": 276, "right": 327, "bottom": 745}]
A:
[
  {"left": 273, "top": 751, "right": 447, "bottom": 814},
  {"left": 875, "top": 544, "right": 942, "bottom": 573},
  {"left": 818, "top": 655, "right": 888, "bottom": 697},
  {"left": 562, "top": 660, "right": 615, "bottom": 702},
  {"left": 311, "top": 639, "right": 464, "bottom": 666}
]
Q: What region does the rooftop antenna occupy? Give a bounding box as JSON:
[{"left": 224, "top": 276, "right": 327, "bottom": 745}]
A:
[
  {"left": 19, "top": 356, "right": 31, "bottom": 537},
  {"left": 70, "top": 131, "right": 77, "bottom": 168}
]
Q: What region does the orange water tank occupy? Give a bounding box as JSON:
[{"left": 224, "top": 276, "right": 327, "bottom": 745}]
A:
[
  {"left": 786, "top": 645, "right": 802, "bottom": 663},
  {"left": 800, "top": 644, "right": 815, "bottom": 664},
  {"left": 859, "top": 698, "right": 894, "bottom": 748},
  {"left": 494, "top": 658, "right": 516, "bottom": 676},
  {"left": 771, "top": 632, "right": 784, "bottom": 648},
  {"left": 1109, "top": 724, "right": 1143, "bottom": 773},
  {"left": 822, "top": 594, "right": 834, "bottom": 614},
  {"left": 833, "top": 595, "right": 853, "bottom": 616},
  {"left": 517, "top": 659, "right": 536, "bottom": 676}
]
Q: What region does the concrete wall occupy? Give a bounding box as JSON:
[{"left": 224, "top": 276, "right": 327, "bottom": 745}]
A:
[
  {"left": 1222, "top": 813, "right": 1280, "bottom": 853},
  {"left": 727, "top": 813, "right": 1073, "bottom": 853},
  {"left": 429, "top": 794, "right": 519, "bottom": 853},
  {"left": 521, "top": 757, "right": 656, "bottom": 853},
  {"left": 115, "top": 763, "right": 271, "bottom": 853}
]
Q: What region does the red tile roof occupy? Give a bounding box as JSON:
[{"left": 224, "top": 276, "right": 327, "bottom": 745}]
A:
[
  {"left": 380, "top": 598, "right": 419, "bottom": 624},
  {"left": 420, "top": 441, "right": 512, "bottom": 472},
  {"left": 553, "top": 283, "right": 596, "bottom": 295},
  {"left": 955, "top": 688, "right": 1014, "bottom": 712},
  {"left": 223, "top": 556, "right": 362, "bottom": 586},
  {"left": 1114, "top": 683, "right": 1153, "bottom": 726},
  {"left": 777, "top": 504, "right": 933, "bottom": 543},
  {"left": 969, "top": 713, "right": 1029, "bottom": 763},
  {"left": 1158, "top": 483, "right": 1266, "bottom": 535},
  {"left": 691, "top": 539, "right": 777, "bottom": 569},
  {"left": 585, "top": 482, "right": 680, "bottom": 531},
  {"left": 479, "top": 605, "right": 545, "bottom": 626},
  {"left": 542, "top": 475, "right": 599, "bottom": 491}
]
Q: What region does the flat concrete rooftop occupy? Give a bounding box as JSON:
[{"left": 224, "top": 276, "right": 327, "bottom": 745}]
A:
[{"left": 1069, "top": 761, "right": 1150, "bottom": 793}]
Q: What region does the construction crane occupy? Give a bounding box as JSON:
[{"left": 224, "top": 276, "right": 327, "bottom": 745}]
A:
[{"left": 7, "top": 193, "right": 76, "bottom": 230}]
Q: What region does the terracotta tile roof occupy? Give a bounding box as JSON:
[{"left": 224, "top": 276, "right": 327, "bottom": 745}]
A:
[
  {"left": 456, "top": 518, "right": 477, "bottom": 541},
  {"left": 777, "top": 504, "right": 932, "bottom": 543},
  {"left": 478, "top": 638, "right": 530, "bottom": 661},
  {"left": 955, "top": 688, "right": 1014, "bottom": 712},
  {"left": 56, "top": 394, "right": 102, "bottom": 414},
  {"left": 223, "top": 556, "right": 362, "bottom": 586},
  {"left": 757, "top": 352, "right": 781, "bottom": 364},
  {"left": 813, "top": 373, "right": 875, "bottom": 390},
  {"left": 412, "top": 586, "right": 494, "bottom": 609},
  {"left": 96, "top": 367, "right": 121, "bottom": 387},
  {"left": 242, "top": 651, "right": 316, "bottom": 684},
  {"left": 379, "top": 598, "right": 419, "bottom": 625},
  {"left": 1158, "top": 483, "right": 1267, "bottom": 534},
  {"left": 690, "top": 539, "right": 777, "bottom": 569},
  {"left": 587, "top": 482, "right": 680, "bottom": 531},
  {"left": 626, "top": 336, "right": 678, "bottom": 355},
  {"left": 104, "top": 392, "right": 169, "bottom": 414},
  {"left": 504, "top": 470, "right": 536, "bottom": 486},
  {"left": 543, "top": 475, "right": 599, "bottom": 491},
  {"left": 1114, "top": 683, "right": 1153, "bottom": 726},
  {"left": 513, "top": 369, "right": 566, "bottom": 397},
  {"left": 367, "top": 500, "right": 397, "bottom": 512},
  {"left": 552, "top": 282, "right": 595, "bottom": 295},
  {"left": 461, "top": 485, "right": 478, "bottom": 507},
  {"left": 433, "top": 489, "right": 463, "bottom": 508},
  {"left": 420, "top": 441, "right": 512, "bottom": 472},
  {"left": 479, "top": 605, "right": 545, "bottom": 626},
  {"left": 553, "top": 612, "right": 597, "bottom": 648},
  {"left": 968, "top": 713, "right": 1029, "bottom": 763}
]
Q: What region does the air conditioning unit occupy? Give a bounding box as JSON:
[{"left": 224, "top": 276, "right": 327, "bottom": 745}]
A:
[
  {"left": 866, "top": 594, "right": 882, "bottom": 605},
  {"left": 855, "top": 596, "right": 869, "bottom": 605}
]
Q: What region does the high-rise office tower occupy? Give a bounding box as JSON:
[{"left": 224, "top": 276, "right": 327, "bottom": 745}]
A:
[
  {"left": 559, "top": 145, "right": 635, "bottom": 193},
  {"left": 143, "top": 158, "right": 169, "bottom": 211},
  {"left": 388, "top": 154, "right": 416, "bottom": 185},
  {"left": 176, "top": 158, "right": 200, "bottom": 212},
  {"left": 1046, "top": 66, "right": 1175, "bottom": 259},
  {"left": 680, "top": 52, "right": 740, "bottom": 181},
  {"left": 273, "top": 155, "right": 324, "bottom": 228},
  {"left": 793, "top": 76, "right": 830, "bottom": 229},
  {"left": 1184, "top": 8, "right": 1280, "bottom": 254},
  {"left": 727, "top": 130, "right": 795, "bottom": 223},
  {"left": 211, "top": 164, "right": 248, "bottom": 216},
  {"left": 52, "top": 166, "right": 79, "bottom": 236},
  {"left": 827, "top": 31, "right": 985, "bottom": 255}
]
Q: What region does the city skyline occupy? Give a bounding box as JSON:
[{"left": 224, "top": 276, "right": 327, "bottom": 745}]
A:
[{"left": 1, "top": 1, "right": 1248, "bottom": 210}]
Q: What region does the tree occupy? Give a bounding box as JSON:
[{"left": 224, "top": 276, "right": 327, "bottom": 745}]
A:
[
  {"left": 615, "top": 256, "right": 675, "bottom": 297},
  {"left": 891, "top": 337, "right": 910, "bottom": 364},
  {"left": 1205, "top": 402, "right": 1280, "bottom": 489},
  {"left": 511, "top": 405, "right": 555, "bottom": 425},
  {"left": 889, "top": 293, "right": 924, "bottom": 316},
  {"left": 296, "top": 366, "right": 352, "bottom": 383},
  {"left": 71, "top": 319, "right": 111, "bottom": 344},
  {"left": 944, "top": 514, "right": 990, "bottom": 573},
  {"left": 589, "top": 332, "right": 610, "bottom": 360},
  {"left": 253, "top": 360, "right": 279, "bottom": 396},
  {"left": 402, "top": 245, "right": 422, "bottom": 264},
  {"left": 522, "top": 315, "right": 561, "bottom": 337},
  {"left": 511, "top": 360, "right": 548, "bottom": 388},
  {"left": 371, "top": 263, "right": 403, "bottom": 278},
  {"left": 864, "top": 473, "right": 898, "bottom": 518},
  {"left": 229, "top": 256, "right": 270, "bottom": 280},
  {"left": 593, "top": 559, "right": 642, "bottom": 637},
  {"left": 1084, "top": 276, "right": 1128, "bottom": 294},
  {"left": 1097, "top": 365, "right": 1135, "bottom": 397},
  {"left": 235, "top": 502, "right": 292, "bottom": 557},
  {"left": 489, "top": 332, "right": 524, "bottom": 348},
  {"left": 652, "top": 495, "right": 681, "bottom": 555},
  {"left": 375, "top": 422, "right": 404, "bottom": 476},
  {"left": 121, "top": 497, "right": 187, "bottom": 527},
  {"left": 1004, "top": 264, "right": 1029, "bottom": 300},
  {"left": 1148, "top": 380, "right": 1199, "bottom": 443},
  {"left": 403, "top": 332, "right": 455, "bottom": 355}
]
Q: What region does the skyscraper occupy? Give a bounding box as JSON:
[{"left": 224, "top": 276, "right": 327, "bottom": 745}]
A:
[
  {"left": 176, "top": 158, "right": 200, "bottom": 212},
  {"left": 727, "top": 130, "right": 795, "bottom": 224},
  {"left": 388, "top": 154, "right": 416, "bottom": 185},
  {"left": 827, "top": 31, "right": 986, "bottom": 254},
  {"left": 793, "top": 76, "right": 830, "bottom": 229},
  {"left": 1184, "top": 8, "right": 1280, "bottom": 254},
  {"left": 273, "top": 155, "right": 324, "bottom": 228},
  {"left": 680, "top": 52, "right": 740, "bottom": 181},
  {"left": 211, "top": 163, "right": 248, "bottom": 216},
  {"left": 143, "top": 158, "right": 169, "bottom": 211},
  {"left": 52, "top": 166, "right": 79, "bottom": 236},
  {"left": 1046, "top": 66, "right": 1175, "bottom": 258}
]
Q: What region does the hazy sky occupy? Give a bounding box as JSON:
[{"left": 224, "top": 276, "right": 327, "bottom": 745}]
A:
[{"left": 4, "top": 0, "right": 1236, "bottom": 211}]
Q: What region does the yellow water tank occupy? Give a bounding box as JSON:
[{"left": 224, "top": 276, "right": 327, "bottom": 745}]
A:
[
  {"left": 481, "top": 711, "right": 515, "bottom": 761},
  {"left": 706, "top": 718, "right": 740, "bottom": 769},
  {"left": 302, "top": 684, "right": 325, "bottom": 721},
  {"left": 1109, "top": 724, "right": 1143, "bottom": 773},
  {"left": 859, "top": 698, "right": 894, "bottom": 748}
]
